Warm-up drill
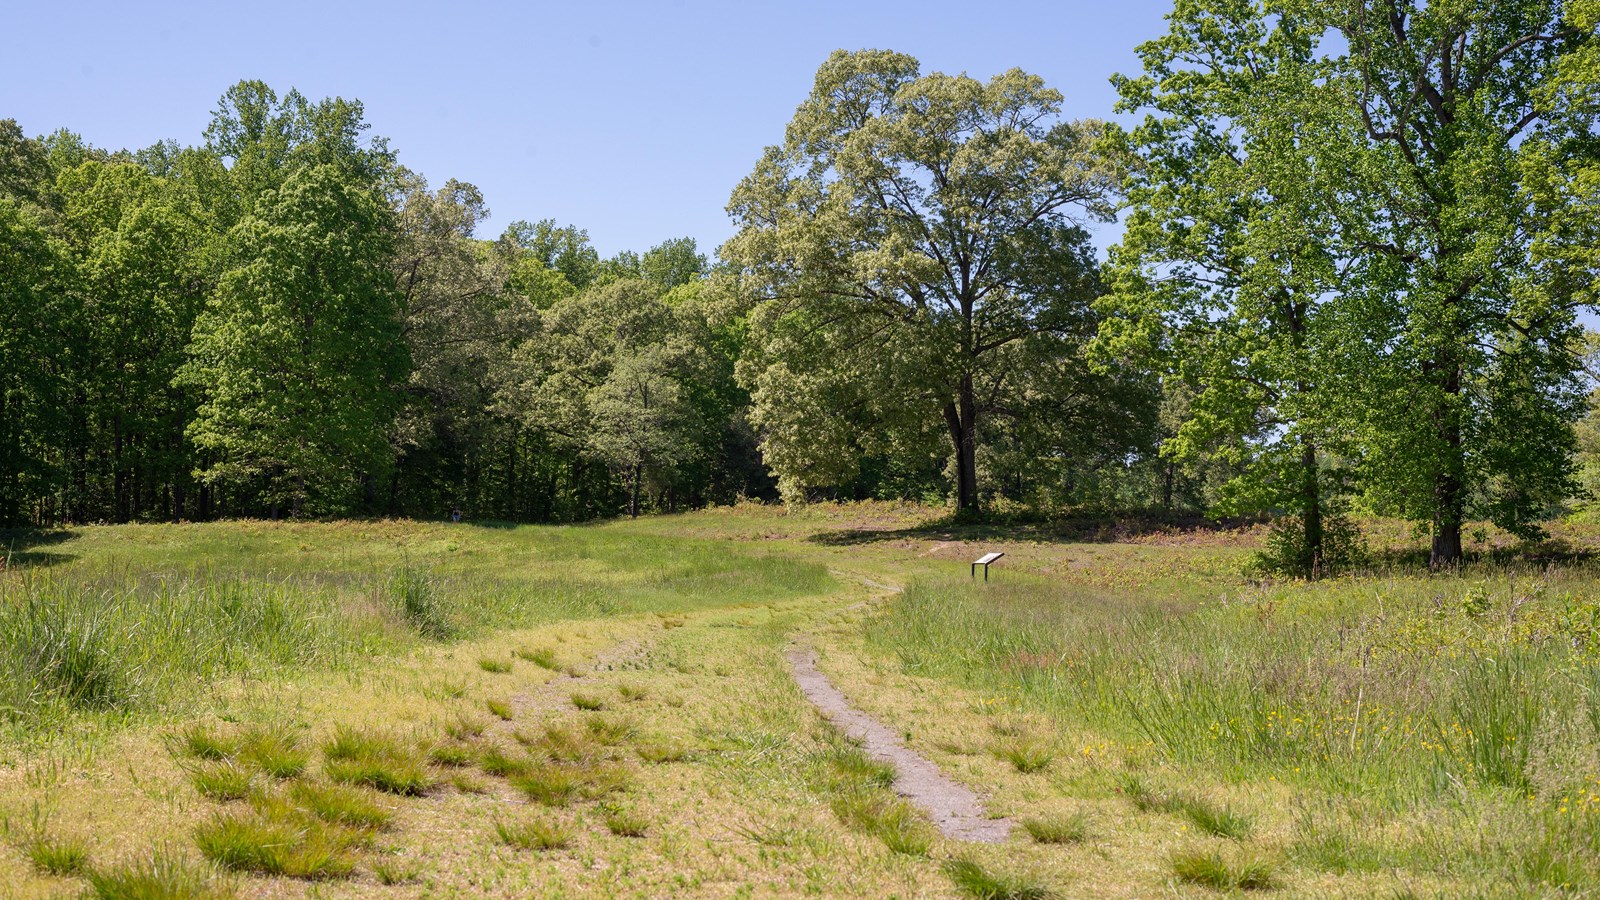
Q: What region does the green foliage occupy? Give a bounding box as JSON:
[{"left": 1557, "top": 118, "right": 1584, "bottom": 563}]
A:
[
  {"left": 180, "top": 162, "right": 406, "bottom": 516},
  {"left": 1251, "top": 514, "right": 1368, "bottom": 579},
  {"left": 725, "top": 49, "right": 1145, "bottom": 511},
  {"left": 22, "top": 830, "right": 89, "bottom": 876}
]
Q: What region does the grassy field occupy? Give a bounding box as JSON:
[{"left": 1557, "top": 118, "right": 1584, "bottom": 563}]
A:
[{"left": 0, "top": 505, "right": 1596, "bottom": 897}]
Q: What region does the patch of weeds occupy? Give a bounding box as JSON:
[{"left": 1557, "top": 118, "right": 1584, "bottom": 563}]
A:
[
  {"left": 176, "top": 723, "right": 237, "bottom": 761},
  {"left": 1118, "top": 775, "right": 1249, "bottom": 839},
  {"left": 194, "top": 807, "right": 358, "bottom": 880},
  {"left": 288, "top": 781, "right": 392, "bottom": 831},
  {"left": 536, "top": 723, "right": 597, "bottom": 761},
  {"left": 943, "top": 857, "right": 1054, "bottom": 900},
  {"left": 21, "top": 830, "right": 89, "bottom": 876},
  {"left": 321, "top": 726, "right": 434, "bottom": 796},
  {"left": 1179, "top": 796, "right": 1251, "bottom": 840},
  {"left": 486, "top": 698, "right": 513, "bottom": 721},
  {"left": 433, "top": 677, "right": 468, "bottom": 700},
  {"left": 1022, "top": 811, "right": 1089, "bottom": 845},
  {"left": 495, "top": 816, "right": 571, "bottom": 851},
  {"left": 187, "top": 760, "right": 255, "bottom": 802},
  {"left": 511, "top": 765, "right": 585, "bottom": 807},
  {"left": 391, "top": 565, "right": 454, "bottom": 639},
  {"left": 1170, "top": 847, "right": 1277, "bottom": 891},
  {"left": 570, "top": 691, "right": 606, "bottom": 711},
  {"left": 86, "top": 847, "right": 236, "bottom": 899},
  {"left": 443, "top": 712, "right": 487, "bottom": 741},
  {"left": 478, "top": 657, "right": 512, "bottom": 674},
  {"left": 830, "top": 790, "right": 934, "bottom": 856},
  {"left": 584, "top": 715, "right": 636, "bottom": 746},
  {"left": 479, "top": 744, "right": 535, "bottom": 778},
  {"left": 817, "top": 743, "right": 895, "bottom": 790},
  {"left": 449, "top": 772, "right": 489, "bottom": 794},
  {"left": 994, "top": 738, "right": 1053, "bottom": 774},
  {"left": 636, "top": 741, "right": 690, "bottom": 764},
  {"left": 236, "top": 724, "right": 306, "bottom": 779},
  {"left": 736, "top": 822, "right": 813, "bottom": 848},
  {"left": 515, "top": 647, "right": 560, "bottom": 670},
  {"left": 1289, "top": 821, "right": 1388, "bottom": 874},
  {"left": 617, "top": 683, "right": 648, "bottom": 702},
  {"left": 429, "top": 743, "right": 475, "bottom": 768},
  {"left": 373, "top": 856, "right": 420, "bottom": 885},
  {"left": 601, "top": 804, "right": 649, "bottom": 837}
]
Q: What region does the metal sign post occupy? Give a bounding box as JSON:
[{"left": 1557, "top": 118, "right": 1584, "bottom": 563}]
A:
[{"left": 971, "top": 551, "right": 1004, "bottom": 581}]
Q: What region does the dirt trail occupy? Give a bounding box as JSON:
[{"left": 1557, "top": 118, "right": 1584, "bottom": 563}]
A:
[{"left": 786, "top": 646, "right": 1013, "bottom": 843}]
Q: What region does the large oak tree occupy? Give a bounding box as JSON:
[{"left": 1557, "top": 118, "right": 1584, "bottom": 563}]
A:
[{"left": 723, "top": 50, "right": 1131, "bottom": 511}]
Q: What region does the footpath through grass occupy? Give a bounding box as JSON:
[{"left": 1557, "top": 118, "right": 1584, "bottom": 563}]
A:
[{"left": 2, "top": 504, "right": 1598, "bottom": 897}]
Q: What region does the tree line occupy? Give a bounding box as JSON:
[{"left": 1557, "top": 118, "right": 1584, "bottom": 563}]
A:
[{"left": 3, "top": 0, "right": 1598, "bottom": 572}]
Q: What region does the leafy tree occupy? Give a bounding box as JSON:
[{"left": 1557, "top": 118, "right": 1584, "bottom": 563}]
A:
[
  {"left": 1104, "top": 0, "right": 1361, "bottom": 574},
  {"left": 0, "top": 198, "right": 66, "bottom": 525},
  {"left": 640, "top": 237, "right": 707, "bottom": 289},
  {"left": 54, "top": 158, "right": 210, "bottom": 520},
  {"left": 503, "top": 279, "right": 708, "bottom": 517},
  {"left": 724, "top": 50, "right": 1126, "bottom": 511},
  {"left": 1304, "top": 0, "right": 1597, "bottom": 565},
  {"left": 502, "top": 219, "right": 601, "bottom": 290},
  {"left": 180, "top": 164, "right": 406, "bottom": 516}
]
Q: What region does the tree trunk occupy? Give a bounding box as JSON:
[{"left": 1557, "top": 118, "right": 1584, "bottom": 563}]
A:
[
  {"left": 629, "top": 462, "right": 642, "bottom": 518},
  {"left": 1430, "top": 364, "right": 1465, "bottom": 569},
  {"left": 1299, "top": 436, "right": 1324, "bottom": 577},
  {"left": 943, "top": 373, "right": 980, "bottom": 513}
]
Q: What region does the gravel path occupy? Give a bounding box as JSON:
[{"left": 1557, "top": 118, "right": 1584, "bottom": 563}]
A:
[{"left": 786, "top": 646, "right": 1013, "bottom": 843}]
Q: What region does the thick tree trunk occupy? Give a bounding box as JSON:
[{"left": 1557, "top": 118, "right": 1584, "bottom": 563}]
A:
[{"left": 943, "top": 373, "right": 980, "bottom": 513}]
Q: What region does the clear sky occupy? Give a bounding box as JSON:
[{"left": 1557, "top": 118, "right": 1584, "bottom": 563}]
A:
[{"left": 2, "top": 0, "right": 1174, "bottom": 259}]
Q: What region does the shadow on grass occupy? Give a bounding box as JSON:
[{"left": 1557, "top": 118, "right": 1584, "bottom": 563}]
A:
[
  {"left": 806, "top": 510, "right": 1254, "bottom": 547},
  {"left": 0, "top": 528, "right": 77, "bottom": 570},
  {"left": 1362, "top": 537, "right": 1599, "bottom": 572}
]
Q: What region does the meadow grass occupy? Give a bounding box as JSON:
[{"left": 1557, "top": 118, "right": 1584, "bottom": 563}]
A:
[
  {"left": 0, "top": 518, "right": 832, "bottom": 744},
  {"left": 864, "top": 548, "right": 1600, "bottom": 889}
]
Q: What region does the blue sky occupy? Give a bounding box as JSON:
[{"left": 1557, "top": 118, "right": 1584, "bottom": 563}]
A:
[{"left": 2, "top": 1, "right": 1174, "bottom": 258}]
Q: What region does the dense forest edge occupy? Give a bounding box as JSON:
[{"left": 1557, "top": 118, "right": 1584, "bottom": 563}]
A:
[{"left": 4, "top": 0, "right": 1600, "bottom": 578}]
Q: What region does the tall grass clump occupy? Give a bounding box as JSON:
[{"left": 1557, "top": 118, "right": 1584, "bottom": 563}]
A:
[
  {"left": 388, "top": 564, "right": 455, "bottom": 640},
  {"left": 943, "top": 857, "right": 1054, "bottom": 900},
  {"left": 86, "top": 846, "right": 236, "bottom": 899},
  {"left": 0, "top": 572, "right": 370, "bottom": 734}
]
